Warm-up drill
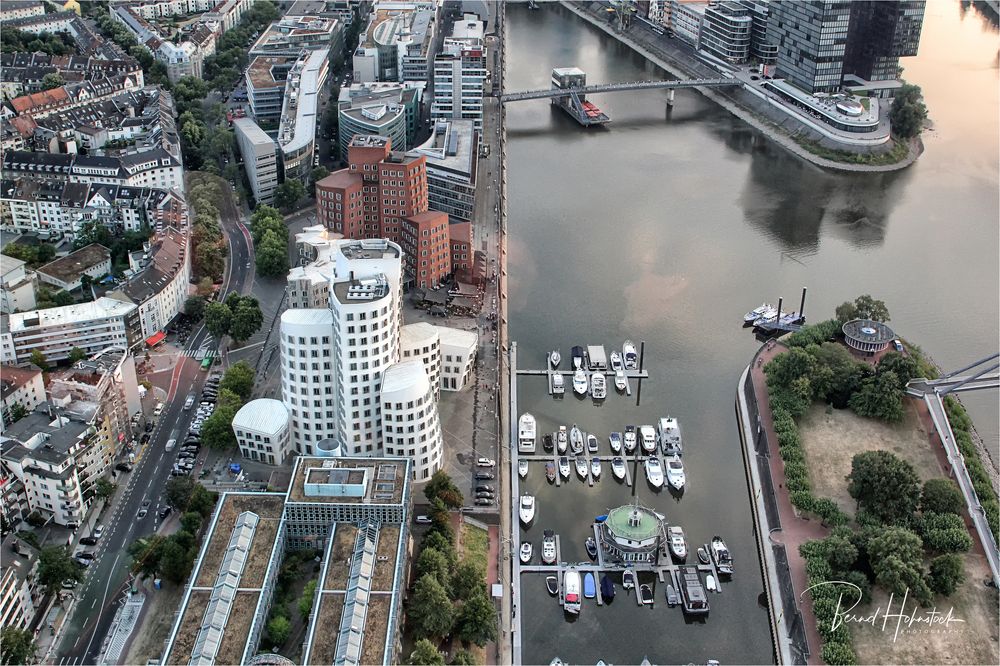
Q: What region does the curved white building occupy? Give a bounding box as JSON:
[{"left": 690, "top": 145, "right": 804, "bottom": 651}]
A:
[
  {"left": 380, "top": 360, "right": 442, "bottom": 480},
  {"left": 400, "top": 322, "right": 441, "bottom": 396},
  {"left": 280, "top": 308, "right": 336, "bottom": 455},
  {"left": 400, "top": 321, "right": 477, "bottom": 393},
  {"left": 232, "top": 398, "right": 291, "bottom": 465}
]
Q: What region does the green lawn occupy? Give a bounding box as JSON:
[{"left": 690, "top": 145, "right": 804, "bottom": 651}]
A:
[{"left": 460, "top": 523, "right": 489, "bottom": 568}]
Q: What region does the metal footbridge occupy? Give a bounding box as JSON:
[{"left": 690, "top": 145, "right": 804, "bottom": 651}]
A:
[
  {"left": 500, "top": 77, "right": 741, "bottom": 103},
  {"left": 905, "top": 353, "right": 1000, "bottom": 584}
]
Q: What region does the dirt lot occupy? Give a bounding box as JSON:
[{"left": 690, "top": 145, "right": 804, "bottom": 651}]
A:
[
  {"left": 123, "top": 581, "right": 184, "bottom": 665},
  {"left": 798, "top": 399, "right": 942, "bottom": 513}
]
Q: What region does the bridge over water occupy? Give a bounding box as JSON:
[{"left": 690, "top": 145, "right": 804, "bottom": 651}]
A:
[{"left": 499, "top": 77, "right": 741, "bottom": 103}]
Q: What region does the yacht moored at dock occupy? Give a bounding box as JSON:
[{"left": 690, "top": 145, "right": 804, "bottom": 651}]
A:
[
  {"left": 614, "top": 369, "right": 627, "bottom": 392},
  {"left": 591, "top": 456, "right": 602, "bottom": 478},
  {"left": 586, "top": 433, "right": 599, "bottom": 453},
  {"left": 542, "top": 531, "right": 557, "bottom": 564},
  {"left": 575, "top": 455, "right": 589, "bottom": 479},
  {"left": 571, "top": 345, "right": 585, "bottom": 369},
  {"left": 570, "top": 425, "right": 584, "bottom": 454},
  {"left": 584, "top": 573, "right": 597, "bottom": 599},
  {"left": 622, "top": 340, "right": 638, "bottom": 369},
  {"left": 610, "top": 350, "right": 623, "bottom": 371},
  {"left": 590, "top": 372, "right": 606, "bottom": 399},
  {"left": 644, "top": 456, "right": 664, "bottom": 488},
  {"left": 622, "top": 568, "right": 636, "bottom": 592},
  {"left": 551, "top": 372, "right": 565, "bottom": 394},
  {"left": 679, "top": 566, "right": 710, "bottom": 615},
  {"left": 611, "top": 456, "right": 626, "bottom": 480},
  {"left": 639, "top": 425, "right": 657, "bottom": 453},
  {"left": 519, "top": 494, "right": 536, "bottom": 525},
  {"left": 711, "top": 536, "right": 733, "bottom": 575},
  {"left": 520, "top": 542, "right": 533, "bottom": 563},
  {"left": 518, "top": 413, "right": 537, "bottom": 453},
  {"left": 666, "top": 455, "right": 686, "bottom": 490},
  {"left": 545, "top": 461, "right": 556, "bottom": 482},
  {"left": 658, "top": 417, "right": 683, "bottom": 456},
  {"left": 609, "top": 431, "right": 622, "bottom": 453},
  {"left": 668, "top": 525, "right": 688, "bottom": 561},
  {"left": 624, "top": 425, "right": 637, "bottom": 453},
  {"left": 563, "top": 570, "right": 582, "bottom": 614},
  {"left": 557, "top": 425, "right": 568, "bottom": 454},
  {"left": 743, "top": 303, "right": 775, "bottom": 323},
  {"left": 573, "top": 369, "right": 588, "bottom": 395},
  {"left": 518, "top": 460, "right": 528, "bottom": 478},
  {"left": 558, "top": 456, "right": 571, "bottom": 479},
  {"left": 550, "top": 349, "right": 561, "bottom": 367}
]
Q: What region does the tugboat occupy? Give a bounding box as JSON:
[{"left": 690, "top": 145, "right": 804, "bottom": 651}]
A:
[
  {"left": 545, "top": 461, "right": 556, "bottom": 483},
  {"left": 585, "top": 536, "right": 598, "bottom": 560},
  {"left": 609, "top": 431, "right": 622, "bottom": 453},
  {"left": 624, "top": 425, "right": 637, "bottom": 453}
]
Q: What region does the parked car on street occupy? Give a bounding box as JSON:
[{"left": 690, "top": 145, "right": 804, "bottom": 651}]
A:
[{"left": 477, "top": 457, "right": 495, "bottom": 467}]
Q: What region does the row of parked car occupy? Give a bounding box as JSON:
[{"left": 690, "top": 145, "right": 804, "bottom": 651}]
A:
[{"left": 173, "top": 373, "right": 221, "bottom": 476}]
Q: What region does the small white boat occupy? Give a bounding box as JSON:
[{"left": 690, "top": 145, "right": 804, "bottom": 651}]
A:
[
  {"left": 611, "top": 456, "right": 626, "bottom": 480},
  {"left": 658, "top": 417, "right": 683, "bottom": 456},
  {"left": 666, "top": 454, "right": 686, "bottom": 490},
  {"left": 712, "top": 536, "right": 734, "bottom": 575},
  {"left": 563, "top": 570, "right": 581, "bottom": 614},
  {"left": 622, "top": 568, "right": 636, "bottom": 591},
  {"left": 609, "top": 431, "right": 622, "bottom": 453},
  {"left": 610, "top": 350, "right": 623, "bottom": 371},
  {"left": 551, "top": 372, "right": 565, "bottom": 395},
  {"left": 645, "top": 456, "right": 664, "bottom": 488},
  {"left": 743, "top": 303, "right": 774, "bottom": 323},
  {"left": 542, "top": 531, "right": 557, "bottom": 564},
  {"left": 556, "top": 425, "right": 568, "bottom": 454},
  {"left": 569, "top": 425, "right": 584, "bottom": 454},
  {"left": 590, "top": 372, "right": 606, "bottom": 399},
  {"left": 749, "top": 305, "right": 778, "bottom": 325},
  {"left": 520, "top": 542, "right": 533, "bottom": 563},
  {"left": 624, "top": 425, "right": 637, "bottom": 453},
  {"left": 622, "top": 340, "right": 638, "bottom": 370},
  {"left": 518, "top": 460, "right": 528, "bottom": 478},
  {"left": 668, "top": 525, "right": 688, "bottom": 561},
  {"left": 706, "top": 574, "right": 718, "bottom": 592},
  {"left": 586, "top": 433, "right": 599, "bottom": 453},
  {"left": 575, "top": 455, "right": 588, "bottom": 479},
  {"left": 518, "top": 413, "right": 536, "bottom": 453},
  {"left": 573, "top": 369, "right": 588, "bottom": 395},
  {"left": 519, "top": 494, "right": 535, "bottom": 525},
  {"left": 614, "top": 369, "right": 627, "bottom": 392},
  {"left": 639, "top": 425, "right": 657, "bottom": 454},
  {"left": 639, "top": 583, "right": 654, "bottom": 605},
  {"left": 591, "top": 457, "right": 602, "bottom": 478},
  {"left": 558, "top": 456, "right": 571, "bottom": 479},
  {"left": 550, "top": 350, "right": 561, "bottom": 367}
]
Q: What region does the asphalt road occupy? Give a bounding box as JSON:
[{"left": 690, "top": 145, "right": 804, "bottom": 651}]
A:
[{"left": 54, "top": 185, "right": 253, "bottom": 666}]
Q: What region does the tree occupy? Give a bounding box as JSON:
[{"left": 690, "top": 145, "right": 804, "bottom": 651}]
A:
[
  {"left": 41, "top": 72, "right": 65, "bottom": 90},
  {"left": 309, "top": 166, "right": 330, "bottom": 193},
  {"left": 867, "top": 527, "right": 932, "bottom": 605},
  {"left": 194, "top": 241, "right": 224, "bottom": 281},
  {"left": 67, "top": 347, "right": 87, "bottom": 364},
  {"left": 204, "top": 301, "right": 231, "bottom": 339},
  {"left": 416, "top": 547, "right": 453, "bottom": 594},
  {"left": 454, "top": 591, "right": 497, "bottom": 646},
  {"left": 229, "top": 297, "right": 263, "bottom": 343},
  {"left": 158, "top": 537, "right": 194, "bottom": 583},
  {"left": 889, "top": 83, "right": 927, "bottom": 139},
  {"left": 266, "top": 615, "right": 291, "bottom": 647},
  {"left": 220, "top": 361, "right": 255, "bottom": 401},
  {"left": 185, "top": 296, "right": 207, "bottom": 321},
  {"left": 30, "top": 349, "right": 48, "bottom": 372},
  {"left": 450, "top": 649, "right": 476, "bottom": 665},
  {"left": 298, "top": 579, "right": 317, "bottom": 619},
  {"left": 919, "top": 512, "right": 973, "bottom": 553},
  {"left": 407, "top": 574, "right": 454, "bottom": 640},
  {"left": 408, "top": 639, "right": 445, "bottom": 665},
  {"left": 196, "top": 277, "right": 216, "bottom": 297},
  {"left": 852, "top": 294, "right": 891, "bottom": 322},
  {"left": 921, "top": 478, "right": 965, "bottom": 516},
  {"left": 0, "top": 626, "right": 36, "bottom": 665},
  {"left": 425, "top": 470, "right": 463, "bottom": 509},
  {"left": 849, "top": 371, "right": 904, "bottom": 422},
  {"left": 820, "top": 641, "right": 857, "bottom": 666},
  {"left": 53, "top": 290, "right": 74, "bottom": 306},
  {"left": 451, "top": 560, "right": 486, "bottom": 600},
  {"left": 274, "top": 179, "right": 306, "bottom": 212},
  {"left": 428, "top": 497, "right": 454, "bottom": 543},
  {"left": 255, "top": 232, "right": 289, "bottom": 278},
  {"left": 764, "top": 347, "right": 817, "bottom": 390},
  {"left": 200, "top": 389, "right": 241, "bottom": 450},
  {"left": 188, "top": 484, "right": 218, "bottom": 518},
  {"left": 94, "top": 478, "right": 116, "bottom": 500},
  {"left": 877, "top": 351, "right": 919, "bottom": 388},
  {"left": 8, "top": 403, "right": 28, "bottom": 423},
  {"left": 128, "top": 536, "right": 165, "bottom": 575},
  {"left": 38, "top": 547, "right": 82, "bottom": 595},
  {"left": 181, "top": 511, "right": 203, "bottom": 535},
  {"left": 421, "top": 530, "right": 457, "bottom": 567},
  {"left": 165, "top": 477, "right": 195, "bottom": 511},
  {"left": 847, "top": 450, "right": 921, "bottom": 524},
  {"left": 928, "top": 553, "right": 965, "bottom": 596}
]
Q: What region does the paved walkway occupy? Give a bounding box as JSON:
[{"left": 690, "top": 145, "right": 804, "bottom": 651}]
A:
[{"left": 749, "top": 342, "right": 827, "bottom": 665}]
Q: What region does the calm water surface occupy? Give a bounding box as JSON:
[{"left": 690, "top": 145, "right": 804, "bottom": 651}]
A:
[{"left": 506, "top": 3, "right": 999, "bottom": 664}]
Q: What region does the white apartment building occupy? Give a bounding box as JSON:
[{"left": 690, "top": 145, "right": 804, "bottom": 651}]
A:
[
  {"left": 430, "top": 15, "right": 486, "bottom": 132},
  {"left": 399, "top": 322, "right": 441, "bottom": 396},
  {"left": 2, "top": 149, "right": 184, "bottom": 194},
  {"left": 6, "top": 297, "right": 141, "bottom": 364},
  {"left": 0, "top": 534, "right": 38, "bottom": 631},
  {"left": 232, "top": 398, "right": 291, "bottom": 465},
  {"left": 400, "top": 321, "right": 477, "bottom": 393},
  {"left": 280, "top": 308, "right": 337, "bottom": 455},
  {"left": 0, "top": 1, "right": 45, "bottom": 21},
  {"left": 380, "top": 360, "right": 441, "bottom": 480},
  {"left": 1, "top": 365, "right": 45, "bottom": 426},
  {"left": 233, "top": 118, "right": 279, "bottom": 206},
  {"left": 0, "top": 256, "right": 36, "bottom": 314}
]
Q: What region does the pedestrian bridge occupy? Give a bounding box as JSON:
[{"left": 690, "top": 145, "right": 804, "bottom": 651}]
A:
[{"left": 499, "top": 77, "right": 742, "bottom": 103}]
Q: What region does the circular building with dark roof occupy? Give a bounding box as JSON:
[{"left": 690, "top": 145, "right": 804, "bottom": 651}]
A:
[{"left": 842, "top": 319, "right": 895, "bottom": 354}]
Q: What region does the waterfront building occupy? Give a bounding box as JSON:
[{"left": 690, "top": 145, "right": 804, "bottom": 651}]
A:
[
  {"left": 0, "top": 257, "right": 36, "bottom": 314},
  {"left": 700, "top": 1, "right": 752, "bottom": 64},
  {"left": 669, "top": 0, "right": 707, "bottom": 47},
  {"left": 843, "top": 0, "right": 925, "bottom": 84},
  {"left": 163, "top": 456, "right": 410, "bottom": 665},
  {"left": 352, "top": 4, "right": 438, "bottom": 84},
  {"left": 35, "top": 243, "right": 111, "bottom": 292},
  {"left": 399, "top": 323, "right": 442, "bottom": 395},
  {"left": 431, "top": 14, "right": 487, "bottom": 132},
  {"left": 4, "top": 297, "right": 141, "bottom": 364},
  {"left": 400, "top": 322, "right": 478, "bottom": 394},
  {"left": 407, "top": 119, "right": 479, "bottom": 223},
  {"left": 233, "top": 118, "right": 280, "bottom": 205},
  {"left": 738, "top": 0, "right": 778, "bottom": 64},
  {"left": 337, "top": 83, "right": 423, "bottom": 158},
  {"left": 842, "top": 319, "right": 896, "bottom": 355},
  {"left": 0, "top": 365, "right": 44, "bottom": 426},
  {"left": 379, "top": 360, "right": 442, "bottom": 479},
  {"left": 232, "top": 398, "right": 291, "bottom": 465},
  {"left": 598, "top": 502, "right": 669, "bottom": 564}
]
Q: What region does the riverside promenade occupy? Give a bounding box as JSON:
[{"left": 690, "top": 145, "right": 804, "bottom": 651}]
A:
[{"left": 560, "top": 2, "right": 922, "bottom": 173}]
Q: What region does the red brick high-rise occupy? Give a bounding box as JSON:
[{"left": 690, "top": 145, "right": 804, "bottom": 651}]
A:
[{"left": 316, "top": 135, "right": 451, "bottom": 289}]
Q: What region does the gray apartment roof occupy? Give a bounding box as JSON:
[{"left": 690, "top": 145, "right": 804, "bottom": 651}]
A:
[
  {"left": 408, "top": 119, "right": 478, "bottom": 180},
  {"left": 2, "top": 411, "right": 88, "bottom": 459},
  {"left": 36, "top": 243, "right": 111, "bottom": 285}
]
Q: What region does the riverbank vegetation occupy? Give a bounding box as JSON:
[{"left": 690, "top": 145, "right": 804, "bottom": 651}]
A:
[{"left": 795, "top": 137, "right": 912, "bottom": 167}]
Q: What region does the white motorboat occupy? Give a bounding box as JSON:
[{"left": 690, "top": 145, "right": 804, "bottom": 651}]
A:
[
  {"left": 590, "top": 372, "right": 606, "bottom": 399},
  {"left": 639, "top": 425, "right": 657, "bottom": 454},
  {"left": 563, "top": 570, "right": 582, "bottom": 614},
  {"left": 624, "top": 425, "right": 637, "bottom": 453},
  {"left": 558, "top": 456, "right": 571, "bottom": 479},
  {"left": 520, "top": 542, "right": 533, "bottom": 563},
  {"left": 622, "top": 340, "right": 638, "bottom": 370},
  {"left": 586, "top": 433, "right": 599, "bottom": 453},
  {"left": 743, "top": 303, "right": 774, "bottom": 323},
  {"left": 614, "top": 369, "right": 627, "bottom": 392},
  {"left": 749, "top": 305, "right": 778, "bottom": 325},
  {"left": 557, "top": 425, "right": 568, "bottom": 454},
  {"left": 575, "top": 455, "right": 589, "bottom": 479},
  {"left": 569, "top": 425, "right": 584, "bottom": 454},
  {"left": 706, "top": 574, "right": 718, "bottom": 592},
  {"left": 571, "top": 345, "right": 584, "bottom": 370},
  {"left": 518, "top": 460, "right": 528, "bottom": 478},
  {"left": 666, "top": 455, "right": 686, "bottom": 490},
  {"left": 542, "top": 530, "right": 557, "bottom": 564},
  {"left": 518, "top": 413, "right": 537, "bottom": 454},
  {"left": 591, "top": 457, "right": 602, "bottom": 478},
  {"left": 519, "top": 494, "right": 536, "bottom": 525},
  {"left": 550, "top": 350, "right": 561, "bottom": 367},
  {"left": 622, "top": 568, "right": 636, "bottom": 591},
  {"left": 611, "top": 456, "right": 626, "bottom": 480},
  {"left": 609, "top": 431, "right": 622, "bottom": 453},
  {"left": 645, "top": 456, "right": 664, "bottom": 488},
  {"left": 711, "top": 536, "right": 733, "bottom": 575},
  {"left": 658, "top": 417, "right": 683, "bottom": 456},
  {"left": 573, "top": 369, "right": 588, "bottom": 395},
  {"left": 552, "top": 372, "right": 565, "bottom": 395},
  {"left": 668, "top": 525, "right": 688, "bottom": 561},
  {"left": 610, "top": 350, "right": 624, "bottom": 371}
]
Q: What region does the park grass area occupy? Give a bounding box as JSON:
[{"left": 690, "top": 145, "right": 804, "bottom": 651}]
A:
[
  {"left": 798, "top": 400, "right": 1000, "bottom": 664},
  {"left": 797, "top": 399, "right": 941, "bottom": 514},
  {"left": 795, "top": 137, "right": 911, "bottom": 166},
  {"left": 460, "top": 522, "right": 489, "bottom": 567}
]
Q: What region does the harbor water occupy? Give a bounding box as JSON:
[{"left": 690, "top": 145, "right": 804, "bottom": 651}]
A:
[{"left": 506, "top": 3, "right": 999, "bottom": 664}]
